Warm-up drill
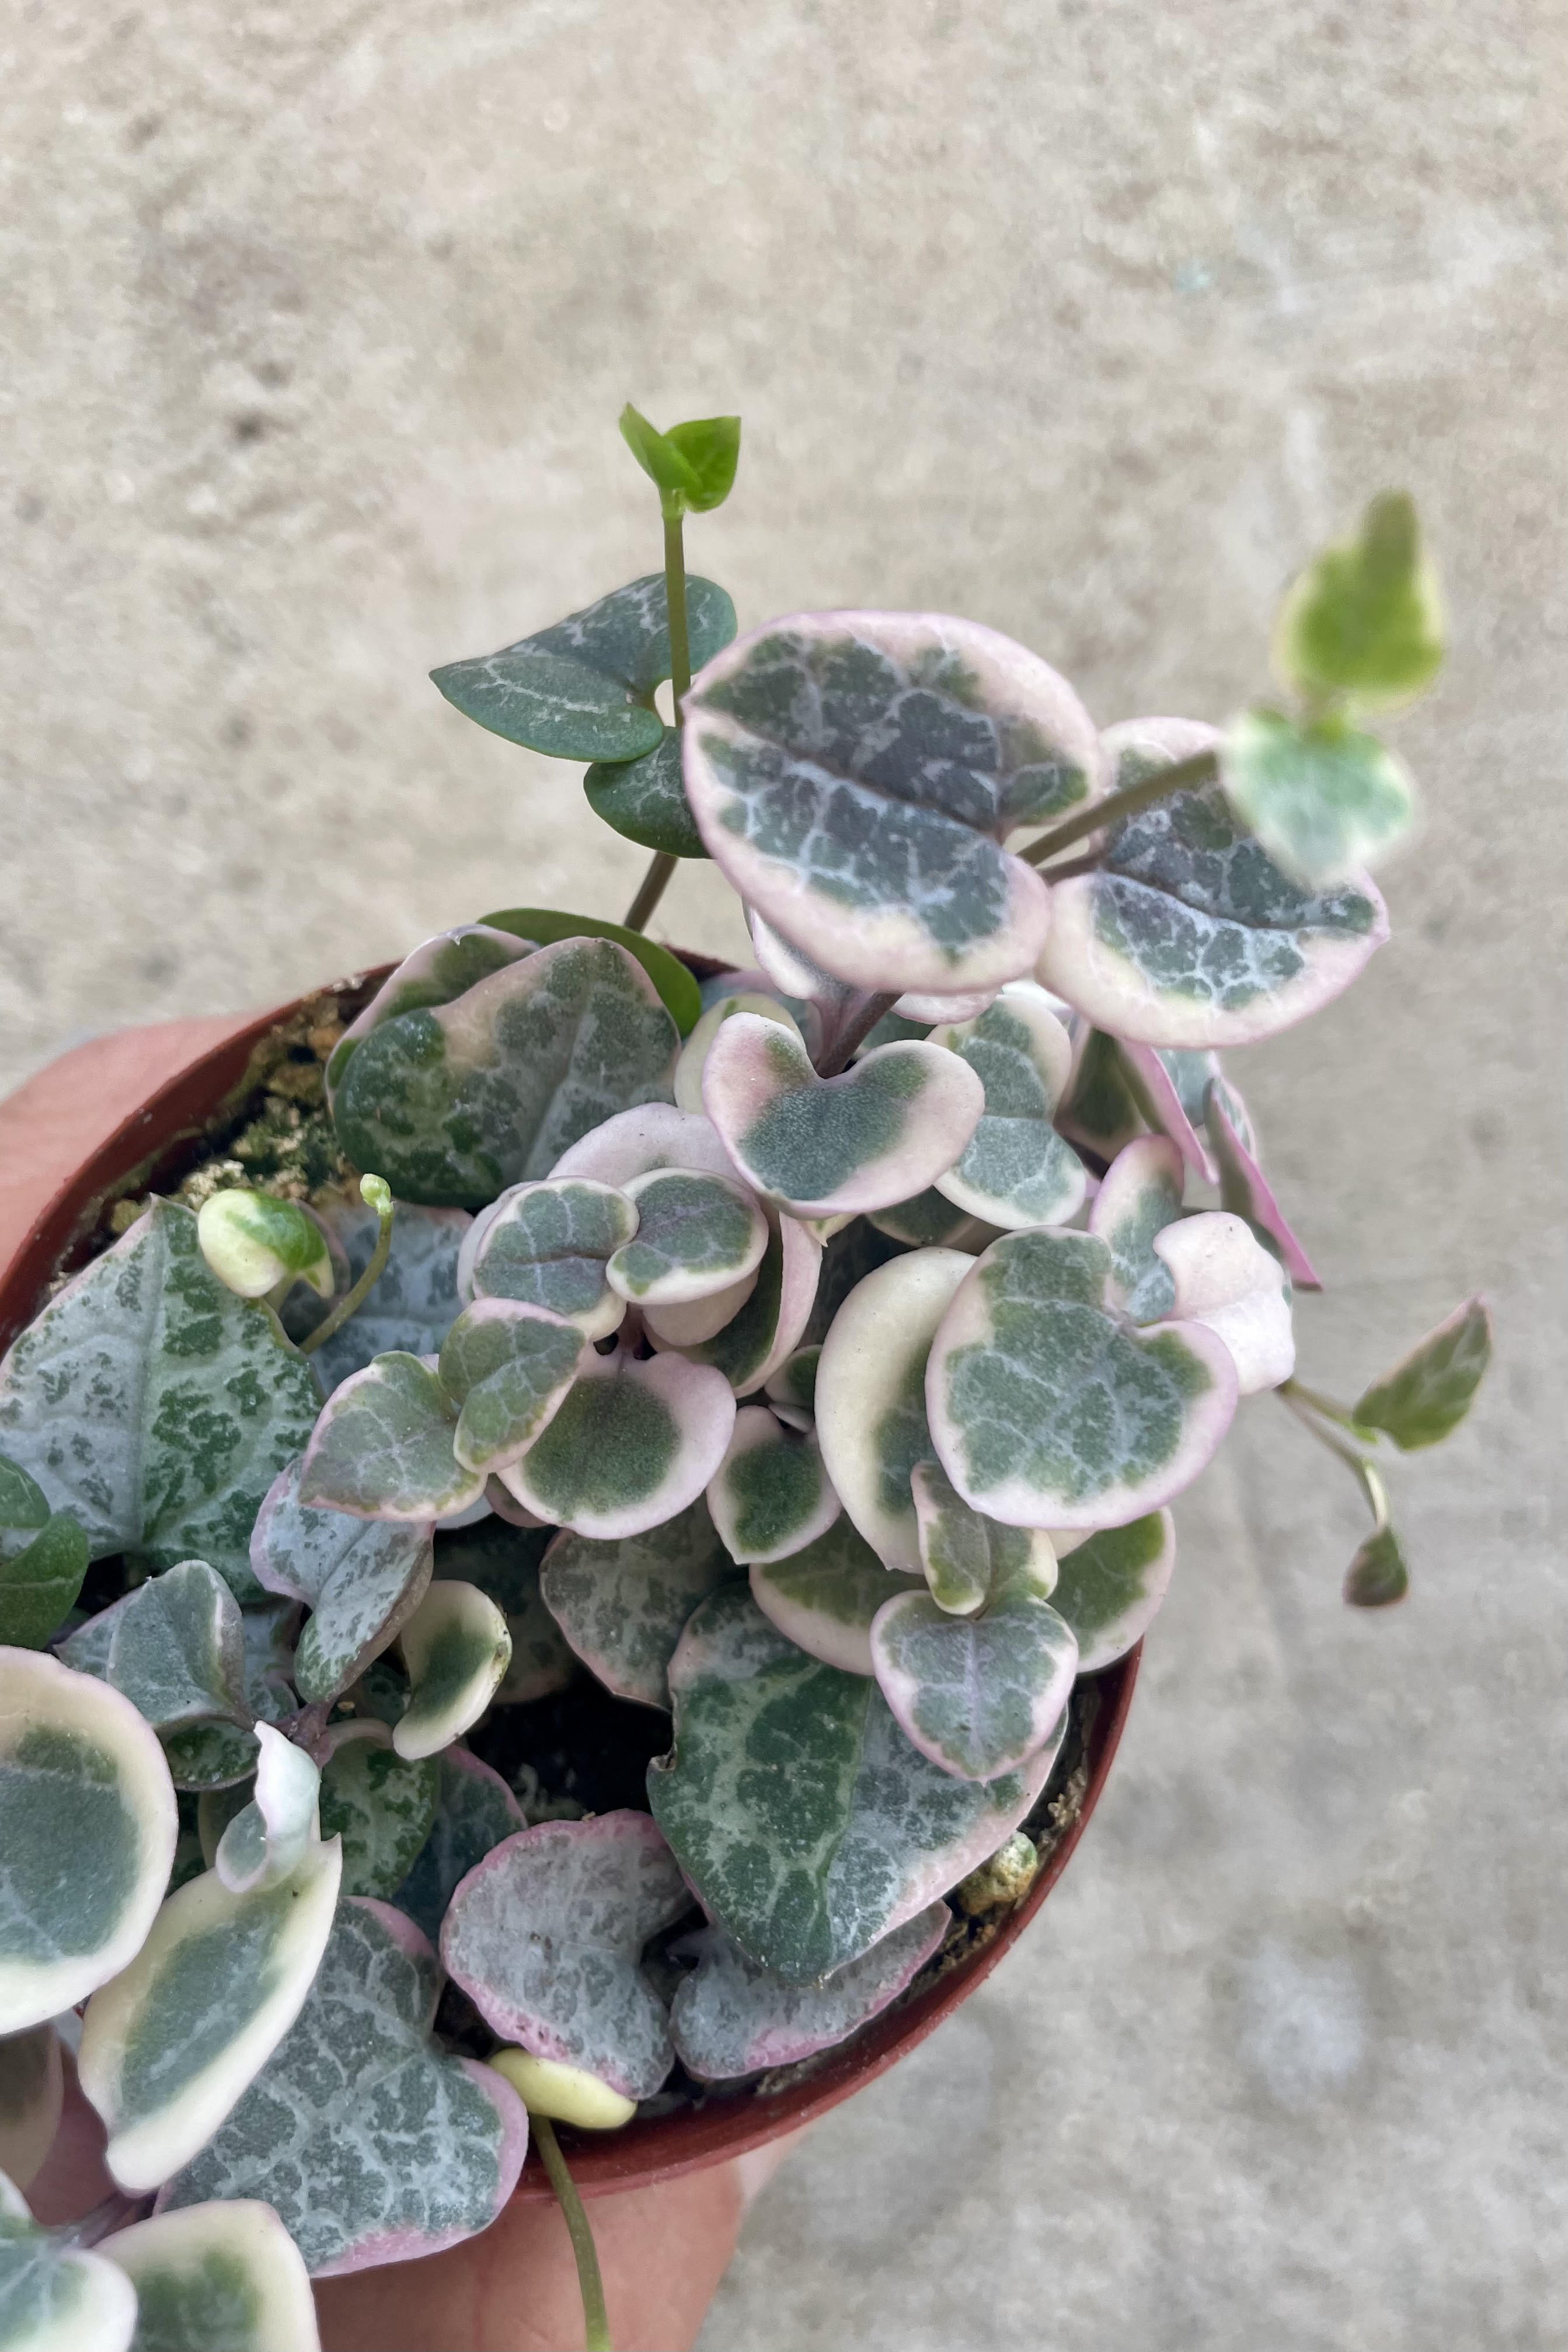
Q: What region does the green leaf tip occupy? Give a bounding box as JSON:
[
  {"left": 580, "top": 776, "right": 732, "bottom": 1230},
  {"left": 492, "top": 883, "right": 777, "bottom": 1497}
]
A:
[
  {"left": 1351, "top": 1295, "right": 1493, "bottom": 1451},
  {"left": 620, "top": 403, "right": 741, "bottom": 518},
  {"left": 1221, "top": 707, "right": 1414, "bottom": 889},
  {"left": 1344, "top": 1522, "right": 1409, "bottom": 1607},
  {"left": 1273, "top": 489, "right": 1445, "bottom": 716},
  {"left": 360, "top": 1173, "right": 393, "bottom": 1219}
]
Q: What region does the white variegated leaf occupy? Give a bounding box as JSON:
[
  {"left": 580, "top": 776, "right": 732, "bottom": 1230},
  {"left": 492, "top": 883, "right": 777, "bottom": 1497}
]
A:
[
  {"left": 390, "top": 1748, "right": 525, "bottom": 1946},
  {"left": 325, "top": 924, "right": 536, "bottom": 1107},
  {"left": 750, "top": 1515, "right": 923, "bottom": 1675},
  {"left": 706, "top": 1407, "right": 841, "bottom": 1566},
  {"left": 106, "top": 1562, "right": 249, "bottom": 1731},
  {"left": 1088, "top": 1135, "right": 1184, "bottom": 1323},
  {"left": 1116, "top": 1042, "right": 1218, "bottom": 1183},
  {"left": 214, "top": 1724, "right": 320, "bottom": 1896},
  {"left": 869, "top": 1581, "right": 1076, "bottom": 1782},
  {"left": 0, "top": 1652, "right": 177, "bottom": 2034},
  {"left": 0, "top": 2175, "right": 138, "bottom": 2352},
  {"left": 607, "top": 1170, "right": 769, "bottom": 1306},
  {"left": 1048, "top": 1511, "right": 1176, "bottom": 1671},
  {"left": 815, "top": 1249, "right": 974, "bottom": 1574},
  {"left": 746, "top": 908, "right": 858, "bottom": 1020},
  {"left": 674, "top": 995, "right": 803, "bottom": 1115},
  {"left": 156, "top": 1901, "right": 528, "bottom": 2276},
  {"left": 441, "top": 1814, "right": 689, "bottom": 2100},
  {"left": 926, "top": 1228, "right": 1238, "bottom": 1528},
  {"left": 284, "top": 1204, "right": 472, "bottom": 1398},
  {"left": 437, "top": 1301, "right": 586, "bottom": 1475},
  {"left": 1054, "top": 1025, "right": 1147, "bottom": 1163},
  {"left": 433, "top": 1521, "right": 572, "bottom": 1706},
  {"left": 101, "top": 2199, "right": 320, "bottom": 2352},
  {"left": 910, "top": 1458, "right": 1057, "bottom": 1616},
  {"left": 299, "top": 1355, "right": 481, "bottom": 1524},
  {"left": 0, "top": 2027, "right": 62, "bottom": 2194},
  {"left": 392, "top": 1583, "right": 511, "bottom": 1762},
  {"left": 548, "top": 1103, "right": 739, "bottom": 1187},
  {"left": 496, "top": 1349, "right": 736, "bottom": 1541},
  {"left": 894, "top": 986, "right": 996, "bottom": 1023},
  {"left": 641, "top": 1271, "right": 759, "bottom": 1349},
  {"left": 684, "top": 612, "right": 1102, "bottom": 991},
  {"left": 539, "top": 1500, "right": 736, "bottom": 1710},
  {"left": 1206, "top": 1079, "right": 1321, "bottom": 1288},
  {"left": 929, "top": 985, "right": 1086, "bottom": 1230},
  {"left": 702, "top": 1016, "right": 984, "bottom": 1219},
  {"left": 79, "top": 1838, "right": 342, "bottom": 2193},
  {"left": 867, "top": 1190, "right": 980, "bottom": 1249},
  {"left": 461, "top": 1181, "right": 635, "bottom": 1340},
  {"left": 649, "top": 1587, "right": 1066, "bottom": 1982},
  {"left": 1037, "top": 717, "right": 1389, "bottom": 1047},
  {"left": 665, "top": 1214, "right": 822, "bottom": 1397},
  {"left": 1152, "top": 1212, "right": 1295, "bottom": 1393},
  {"left": 763, "top": 1344, "right": 820, "bottom": 1427},
  {"left": 669, "top": 1905, "right": 949, "bottom": 2081},
  {"left": 250, "top": 1459, "right": 433, "bottom": 1705}
]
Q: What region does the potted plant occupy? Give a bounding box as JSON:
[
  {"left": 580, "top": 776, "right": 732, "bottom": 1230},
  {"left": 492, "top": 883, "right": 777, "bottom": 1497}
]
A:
[{"left": 0, "top": 412, "right": 1490, "bottom": 2352}]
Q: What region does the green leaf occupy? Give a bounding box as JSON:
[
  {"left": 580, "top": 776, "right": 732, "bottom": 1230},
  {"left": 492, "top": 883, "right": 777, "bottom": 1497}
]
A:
[
  {"left": 0, "top": 2174, "right": 138, "bottom": 2352},
  {"left": 390, "top": 1748, "right": 525, "bottom": 1946},
  {"left": 0, "top": 1457, "right": 48, "bottom": 1537},
  {"left": 1054, "top": 1027, "right": 1148, "bottom": 1164},
  {"left": 909, "top": 1458, "right": 1055, "bottom": 1617},
  {"left": 926, "top": 1228, "right": 1238, "bottom": 1528},
  {"left": 433, "top": 1520, "right": 573, "bottom": 1706},
  {"left": 619, "top": 406, "right": 740, "bottom": 516},
  {"left": 325, "top": 924, "right": 536, "bottom": 1104},
  {"left": 1038, "top": 719, "right": 1389, "bottom": 1048},
  {"left": 100, "top": 2199, "right": 320, "bottom": 2352},
  {"left": 480, "top": 910, "right": 703, "bottom": 1037},
  {"left": 867, "top": 1189, "right": 978, "bottom": 1249},
  {"left": 250, "top": 1457, "right": 433, "bottom": 1705},
  {"left": 497, "top": 1349, "right": 736, "bottom": 1542},
  {"left": 393, "top": 1580, "right": 512, "bottom": 1761},
  {"left": 750, "top": 1515, "right": 924, "bottom": 1674},
  {"left": 706, "top": 1406, "right": 841, "bottom": 1566},
  {"left": 0, "top": 1651, "right": 178, "bottom": 2035},
  {"left": 437, "top": 1301, "right": 586, "bottom": 1475},
  {"left": 78, "top": 1838, "right": 342, "bottom": 2193},
  {"left": 586, "top": 728, "right": 708, "bottom": 858},
  {"left": 283, "top": 1200, "right": 471, "bottom": 1396},
  {"left": 333, "top": 937, "right": 680, "bottom": 1210},
  {"left": 299, "top": 1354, "right": 481, "bottom": 1522},
  {"left": 196, "top": 1190, "right": 333, "bottom": 1304},
  {"left": 319, "top": 1723, "right": 440, "bottom": 1897},
  {"left": 0, "top": 1513, "right": 89, "bottom": 1649},
  {"left": 0, "top": 1200, "right": 322, "bottom": 1598},
  {"left": 702, "top": 1017, "right": 984, "bottom": 1219},
  {"left": 1087, "top": 1135, "right": 1184, "bottom": 1323},
  {"left": 463, "top": 1179, "right": 636, "bottom": 1341},
  {"left": 1049, "top": 1513, "right": 1176, "bottom": 1670},
  {"left": 157, "top": 1899, "right": 529, "bottom": 2276},
  {"left": 608, "top": 1169, "right": 768, "bottom": 1306},
  {"left": 1351, "top": 1296, "right": 1492, "bottom": 1450},
  {"left": 539, "top": 1497, "right": 735, "bottom": 1709},
  {"left": 684, "top": 612, "right": 1102, "bottom": 991},
  {"left": 870, "top": 1575, "right": 1075, "bottom": 1783},
  {"left": 675, "top": 1213, "right": 822, "bottom": 1397},
  {"left": 1271, "top": 490, "right": 1444, "bottom": 714},
  {"left": 1343, "top": 1523, "right": 1410, "bottom": 1607},
  {"left": 107, "top": 1561, "right": 250, "bottom": 1731},
  {"left": 441, "top": 1812, "right": 690, "bottom": 2099},
  {"left": 431, "top": 573, "right": 737, "bottom": 759},
  {"left": 1221, "top": 708, "right": 1415, "bottom": 888},
  {"left": 649, "top": 1587, "right": 1065, "bottom": 1982},
  {"left": 669, "top": 1905, "right": 948, "bottom": 2081},
  {"left": 928, "top": 985, "right": 1086, "bottom": 1230}
]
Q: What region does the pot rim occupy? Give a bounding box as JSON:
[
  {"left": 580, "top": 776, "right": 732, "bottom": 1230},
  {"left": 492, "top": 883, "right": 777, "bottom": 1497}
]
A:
[{"left": 0, "top": 969, "right": 1140, "bottom": 2201}]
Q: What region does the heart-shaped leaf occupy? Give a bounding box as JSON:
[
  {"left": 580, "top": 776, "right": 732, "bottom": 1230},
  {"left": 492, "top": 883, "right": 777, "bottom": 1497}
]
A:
[
  {"left": 746, "top": 909, "right": 859, "bottom": 1025},
  {"left": 928, "top": 987, "right": 1086, "bottom": 1229},
  {"left": 549, "top": 1103, "right": 738, "bottom": 1187},
  {"left": 441, "top": 1814, "right": 690, "bottom": 2099},
  {"left": 437, "top": 1301, "right": 586, "bottom": 1475},
  {"left": 1343, "top": 1523, "right": 1410, "bottom": 1607},
  {"left": 332, "top": 939, "right": 680, "bottom": 1210},
  {"left": 910, "top": 1458, "right": 1056, "bottom": 1616},
  {"left": 144, "top": 1605, "right": 299, "bottom": 1796},
  {"left": 749, "top": 1516, "right": 924, "bottom": 1674},
  {"left": 299, "top": 1355, "right": 482, "bottom": 1522},
  {"left": 669, "top": 1214, "right": 822, "bottom": 1397},
  {"left": 0, "top": 2175, "right": 138, "bottom": 2352},
  {"left": 539, "top": 1499, "right": 736, "bottom": 1709},
  {"left": 461, "top": 1180, "right": 636, "bottom": 1340},
  {"left": 319, "top": 1723, "right": 440, "bottom": 1897},
  {"left": 869, "top": 1579, "right": 1076, "bottom": 1782},
  {"left": 1152, "top": 1212, "right": 1295, "bottom": 1393},
  {"left": 0, "top": 1201, "right": 321, "bottom": 1600},
  {"left": 325, "top": 925, "right": 536, "bottom": 1104},
  {"left": 703, "top": 1017, "right": 984, "bottom": 1218},
  {"left": 1037, "top": 718, "right": 1389, "bottom": 1047},
  {"left": 433, "top": 1520, "right": 573, "bottom": 1705},
  {"left": 585, "top": 727, "right": 707, "bottom": 859},
  {"left": 1049, "top": 1511, "right": 1175, "bottom": 1670},
  {"left": 100, "top": 2200, "right": 319, "bottom": 2352},
  {"left": 1205, "top": 1078, "right": 1320, "bottom": 1288},
  {"left": 496, "top": 1350, "right": 736, "bottom": 1541},
  {"left": 79, "top": 1837, "right": 342, "bottom": 2193},
  {"left": 390, "top": 1748, "right": 525, "bottom": 1946},
  {"left": 213, "top": 1724, "right": 320, "bottom": 1897},
  {"left": 0, "top": 2025, "right": 62, "bottom": 2194},
  {"left": 815, "top": 1248, "right": 974, "bottom": 1574},
  {"left": 1271, "top": 490, "right": 1444, "bottom": 715},
  {"left": 156, "top": 1900, "right": 528, "bottom": 2276},
  {"left": 674, "top": 993, "right": 803, "bottom": 1116},
  {"left": 0, "top": 1653, "right": 177, "bottom": 2034},
  {"left": 1351, "top": 1296, "right": 1493, "bottom": 1451},
  {"left": 669, "top": 1904, "right": 948, "bottom": 2081},
  {"left": 196, "top": 1191, "right": 333, "bottom": 1305},
  {"left": 607, "top": 1170, "right": 769, "bottom": 1306},
  {"left": 641, "top": 1271, "right": 760, "bottom": 1349},
  {"left": 392, "top": 1581, "right": 511, "bottom": 1761},
  {"left": 620, "top": 407, "right": 741, "bottom": 517},
  {"left": 1221, "top": 706, "right": 1414, "bottom": 888},
  {"left": 649, "top": 1587, "right": 1065, "bottom": 1982},
  {"left": 1115, "top": 1042, "right": 1217, "bottom": 1182},
  {"left": 684, "top": 612, "right": 1102, "bottom": 991},
  {"left": 284, "top": 1203, "right": 471, "bottom": 1396},
  {"left": 926, "top": 1228, "right": 1238, "bottom": 1528},
  {"left": 0, "top": 1514, "right": 89, "bottom": 1650},
  {"left": 707, "top": 1407, "right": 841, "bottom": 1566},
  {"left": 251, "top": 1458, "right": 432, "bottom": 1705},
  {"left": 107, "top": 1561, "right": 250, "bottom": 1731},
  {"left": 1088, "top": 1135, "right": 1184, "bottom": 1323},
  {"left": 431, "top": 572, "right": 736, "bottom": 759},
  {"left": 480, "top": 909, "right": 703, "bottom": 1037}
]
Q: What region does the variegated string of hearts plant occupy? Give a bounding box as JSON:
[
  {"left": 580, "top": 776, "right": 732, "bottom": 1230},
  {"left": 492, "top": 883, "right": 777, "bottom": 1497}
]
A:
[{"left": 0, "top": 410, "right": 1490, "bottom": 2352}]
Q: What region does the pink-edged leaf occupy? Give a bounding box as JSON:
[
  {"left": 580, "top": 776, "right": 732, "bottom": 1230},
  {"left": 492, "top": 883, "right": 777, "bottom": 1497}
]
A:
[
  {"left": 750, "top": 1515, "right": 924, "bottom": 1675},
  {"left": 1153, "top": 1211, "right": 1295, "bottom": 1393},
  {"left": 1088, "top": 1135, "right": 1184, "bottom": 1323},
  {"left": 1206, "top": 1078, "right": 1322, "bottom": 1288},
  {"left": 870, "top": 1580, "right": 1076, "bottom": 1783},
  {"left": 324, "top": 924, "right": 535, "bottom": 1106},
  {"left": 437, "top": 1299, "right": 587, "bottom": 1474},
  {"left": 496, "top": 1349, "right": 736, "bottom": 1540},
  {"left": 669, "top": 1905, "right": 948, "bottom": 2080},
  {"left": 642, "top": 1269, "right": 760, "bottom": 1348},
  {"left": 390, "top": 1745, "right": 527, "bottom": 1945},
  {"left": 549, "top": 1103, "right": 740, "bottom": 1186},
  {"left": 459, "top": 1179, "right": 636, "bottom": 1341},
  {"left": 607, "top": 1169, "right": 769, "bottom": 1307},
  {"left": 674, "top": 994, "right": 804, "bottom": 1114},
  {"left": 894, "top": 985, "right": 997, "bottom": 1023},
  {"left": 299, "top": 1354, "right": 482, "bottom": 1522},
  {"left": 707, "top": 1405, "right": 841, "bottom": 1566},
  {"left": 910, "top": 1457, "right": 1057, "bottom": 1616},
  {"left": 441, "top": 1814, "right": 690, "bottom": 2100},
  {"left": 251, "top": 1456, "right": 433, "bottom": 1703},
  {"left": 1117, "top": 1041, "right": 1218, "bottom": 1183},
  {"left": 928, "top": 985, "right": 1086, "bottom": 1231},
  {"left": 657, "top": 1209, "right": 823, "bottom": 1397},
  {"left": 539, "top": 1499, "right": 736, "bottom": 1710},
  {"left": 1049, "top": 1510, "right": 1176, "bottom": 1670}
]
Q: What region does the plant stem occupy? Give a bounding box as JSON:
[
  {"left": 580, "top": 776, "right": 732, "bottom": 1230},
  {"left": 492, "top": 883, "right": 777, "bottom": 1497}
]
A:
[
  {"left": 1278, "top": 1376, "right": 1363, "bottom": 1434},
  {"left": 622, "top": 513, "right": 692, "bottom": 933},
  {"left": 1017, "top": 747, "right": 1219, "bottom": 869},
  {"left": 533, "top": 2114, "right": 612, "bottom": 2352},
  {"left": 1278, "top": 1387, "right": 1389, "bottom": 1528},
  {"left": 299, "top": 1198, "right": 394, "bottom": 1358},
  {"left": 816, "top": 990, "right": 901, "bottom": 1077}
]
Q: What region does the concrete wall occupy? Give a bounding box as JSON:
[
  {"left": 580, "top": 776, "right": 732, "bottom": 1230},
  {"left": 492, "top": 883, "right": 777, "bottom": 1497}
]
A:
[{"left": 4, "top": 4, "right": 1565, "bottom": 2344}]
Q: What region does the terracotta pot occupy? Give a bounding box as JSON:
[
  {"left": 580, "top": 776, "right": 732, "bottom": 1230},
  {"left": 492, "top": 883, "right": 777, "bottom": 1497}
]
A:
[{"left": 0, "top": 973, "right": 1140, "bottom": 2204}]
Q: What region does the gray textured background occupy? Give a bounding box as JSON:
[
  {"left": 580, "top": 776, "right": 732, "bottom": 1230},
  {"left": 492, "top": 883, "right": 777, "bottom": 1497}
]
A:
[{"left": 4, "top": 4, "right": 1565, "bottom": 2345}]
